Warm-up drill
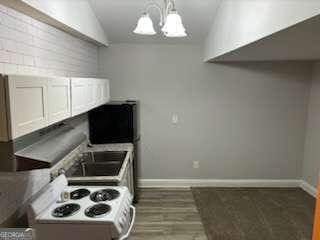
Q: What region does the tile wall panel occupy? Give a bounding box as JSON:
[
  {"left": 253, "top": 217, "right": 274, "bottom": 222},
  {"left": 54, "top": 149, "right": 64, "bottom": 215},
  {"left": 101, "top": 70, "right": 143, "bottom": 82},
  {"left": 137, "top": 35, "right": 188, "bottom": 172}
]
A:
[{"left": 0, "top": 4, "right": 99, "bottom": 77}]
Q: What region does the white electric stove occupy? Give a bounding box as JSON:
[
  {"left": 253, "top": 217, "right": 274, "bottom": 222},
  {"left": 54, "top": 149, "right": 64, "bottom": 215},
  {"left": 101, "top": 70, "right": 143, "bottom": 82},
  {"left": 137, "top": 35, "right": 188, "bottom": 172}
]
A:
[{"left": 28, "top": 175, "right": 135, "bottom": 240}]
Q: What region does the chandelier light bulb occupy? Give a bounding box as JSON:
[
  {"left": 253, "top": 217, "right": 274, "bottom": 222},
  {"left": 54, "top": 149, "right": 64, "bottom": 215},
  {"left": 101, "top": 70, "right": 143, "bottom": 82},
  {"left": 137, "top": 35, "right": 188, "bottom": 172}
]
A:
[
  {"left": 161, "top": 11, "right": 187, "bottom": 38},
  {"left": 133, "top": 13, "right": 156, "bottom": 35}
]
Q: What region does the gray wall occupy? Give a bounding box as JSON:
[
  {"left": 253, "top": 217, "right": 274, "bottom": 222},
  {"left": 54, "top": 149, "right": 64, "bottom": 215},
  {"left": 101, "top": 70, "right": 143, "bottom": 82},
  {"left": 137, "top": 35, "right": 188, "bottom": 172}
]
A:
[
  {"left": 99, "top": 44, "right": 312, "bottom": 180},
  {"left": 303, "top": 62, "right": 320, "bottom": 187}
]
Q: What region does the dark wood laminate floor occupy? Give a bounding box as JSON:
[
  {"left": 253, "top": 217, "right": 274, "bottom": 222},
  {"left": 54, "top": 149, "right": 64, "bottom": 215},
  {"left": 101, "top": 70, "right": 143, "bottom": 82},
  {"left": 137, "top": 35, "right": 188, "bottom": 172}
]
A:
[
  {"left": 192, "top": 188, "right": 316, "bottom": 240},
  {"left": 131, "top": 188, "right": 207, "bottom": 240}
]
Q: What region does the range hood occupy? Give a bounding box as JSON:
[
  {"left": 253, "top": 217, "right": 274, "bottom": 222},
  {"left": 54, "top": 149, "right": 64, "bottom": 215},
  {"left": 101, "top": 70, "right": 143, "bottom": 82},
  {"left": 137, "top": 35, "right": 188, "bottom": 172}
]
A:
[{"left": 0, "top": 125, "right": 87, "bottom": 172}]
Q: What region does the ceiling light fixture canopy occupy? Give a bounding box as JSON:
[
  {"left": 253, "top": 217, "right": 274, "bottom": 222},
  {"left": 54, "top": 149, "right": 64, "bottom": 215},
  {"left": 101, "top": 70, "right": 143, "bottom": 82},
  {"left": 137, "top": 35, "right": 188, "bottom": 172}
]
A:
[{"left": 133, "top": 0, "right": 187, "bottom": 38}]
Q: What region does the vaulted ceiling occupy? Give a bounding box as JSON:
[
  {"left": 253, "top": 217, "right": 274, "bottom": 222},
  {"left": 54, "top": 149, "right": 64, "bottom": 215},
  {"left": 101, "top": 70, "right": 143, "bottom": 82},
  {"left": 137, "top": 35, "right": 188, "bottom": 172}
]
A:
[{"left": 89, "top": 0, "right": 221, "bottom": 44}]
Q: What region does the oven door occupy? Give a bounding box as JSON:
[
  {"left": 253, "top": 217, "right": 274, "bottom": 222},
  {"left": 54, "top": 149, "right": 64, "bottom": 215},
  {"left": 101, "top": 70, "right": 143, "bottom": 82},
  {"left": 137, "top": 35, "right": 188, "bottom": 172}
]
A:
[{"left": 119, "top": 206, "right": 136, "bottom": 240}]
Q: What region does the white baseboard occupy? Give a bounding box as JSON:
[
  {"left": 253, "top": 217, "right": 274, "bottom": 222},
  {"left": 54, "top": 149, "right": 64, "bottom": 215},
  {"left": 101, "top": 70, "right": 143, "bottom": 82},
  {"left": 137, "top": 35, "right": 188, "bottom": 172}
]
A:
[
  {"left": 300, "top": 180, "right": 317, "bottom": 198},
  {"left": 140, "top": 179, "right": 318, "bottom": 198},
  {"left": 139, "top": 179, "right": 301, "bottom": 188}
]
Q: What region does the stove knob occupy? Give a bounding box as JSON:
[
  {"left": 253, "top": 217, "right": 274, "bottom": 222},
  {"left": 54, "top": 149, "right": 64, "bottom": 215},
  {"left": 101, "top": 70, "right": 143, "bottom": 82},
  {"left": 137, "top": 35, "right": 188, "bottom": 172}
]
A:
[
  {"left": 119, "top": 217, "right": 125, "bottom": 229},
  {"left": 124, "top": 209, "right": 128, "bottom": 216},
  {"left": 124, "top": 209, "right": 130, "bottom": 218}
]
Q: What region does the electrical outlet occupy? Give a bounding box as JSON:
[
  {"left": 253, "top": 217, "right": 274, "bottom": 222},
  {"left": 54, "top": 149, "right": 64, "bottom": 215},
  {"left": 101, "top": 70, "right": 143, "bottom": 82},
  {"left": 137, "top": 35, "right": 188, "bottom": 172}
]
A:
[
  {"left": 172, "top": 114, "right": 179, "bottom": 124},
  {"left": 193, "top": 161, "right": 199, "bottom": 169}
]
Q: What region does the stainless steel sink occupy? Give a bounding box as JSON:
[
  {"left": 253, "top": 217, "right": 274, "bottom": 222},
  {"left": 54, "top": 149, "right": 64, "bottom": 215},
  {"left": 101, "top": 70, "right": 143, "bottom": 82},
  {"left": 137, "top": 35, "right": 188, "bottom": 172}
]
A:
[
  {"left": 66, "top": 151, "right": 127, "bottom": 177},
  {"left": 81, "top": 151, "right": 127, "bottom": 163},
  {"left": 80, "top": 162, "right": 122, "bottom": 176}
]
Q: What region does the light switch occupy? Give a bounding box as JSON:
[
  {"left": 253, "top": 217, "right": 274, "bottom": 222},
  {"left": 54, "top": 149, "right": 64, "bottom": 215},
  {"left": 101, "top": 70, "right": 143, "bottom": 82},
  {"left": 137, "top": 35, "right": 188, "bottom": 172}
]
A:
[{"left": 193, "top": 161, "right": 200, "bottom": 169}]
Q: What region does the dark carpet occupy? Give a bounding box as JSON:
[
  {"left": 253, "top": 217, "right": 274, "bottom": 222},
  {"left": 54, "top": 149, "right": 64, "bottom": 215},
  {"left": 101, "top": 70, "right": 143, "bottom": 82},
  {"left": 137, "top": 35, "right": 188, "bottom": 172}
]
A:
[{"left": 192, "top": 188, "right": 316, "bottom": 240}]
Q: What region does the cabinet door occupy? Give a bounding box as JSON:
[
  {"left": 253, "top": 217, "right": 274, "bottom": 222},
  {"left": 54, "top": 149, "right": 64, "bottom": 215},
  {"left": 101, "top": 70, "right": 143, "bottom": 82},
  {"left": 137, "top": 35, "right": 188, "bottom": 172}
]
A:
[
  {"left": 90, "top": 78, "right": 107, "bottom": 108},
  {"left": 8, "top": 75, "right": 48, "bottom": 139},
  {"left": 48, "top": 77, "right": 71, "bottom": 124},
  {"left": 102, "top": 79, "right": 110, "bottom": 104},
  {"left": 87, "top": 79, "right": 96, "bottom": 109},
  {"left": 71, "top": 78, "right": 88, "bottom": 116},
  {"left": 95, "top": 79, "right": 105, "bottom": 106}
]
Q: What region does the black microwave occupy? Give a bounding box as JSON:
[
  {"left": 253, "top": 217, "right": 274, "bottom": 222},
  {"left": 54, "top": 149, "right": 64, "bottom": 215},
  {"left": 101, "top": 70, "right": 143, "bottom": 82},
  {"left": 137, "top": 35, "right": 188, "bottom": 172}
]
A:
[{"left": 88, "top": 101, "right": 139, "bottom": 144}]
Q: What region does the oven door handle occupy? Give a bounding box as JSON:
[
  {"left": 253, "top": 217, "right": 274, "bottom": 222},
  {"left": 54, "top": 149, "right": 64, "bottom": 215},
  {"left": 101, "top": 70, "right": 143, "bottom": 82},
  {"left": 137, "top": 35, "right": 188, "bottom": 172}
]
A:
[{"left": 119, "top": 206, "right": 136, "bottom": 240}]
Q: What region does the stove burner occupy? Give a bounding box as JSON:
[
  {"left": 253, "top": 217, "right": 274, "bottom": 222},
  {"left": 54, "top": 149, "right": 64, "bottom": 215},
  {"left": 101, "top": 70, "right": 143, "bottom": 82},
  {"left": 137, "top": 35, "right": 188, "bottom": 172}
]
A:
[
  {"left": 90, "top": 189, "right": 120, "bottom": 202},
  {"left": 70, "top": 188, "right": 90, "bottom": 200},
  {"left": 52, "top": 203, "right": 80, "bottom": 218},
  {"left": 85, "top": 203, "right": 111, "bottom": 218}
]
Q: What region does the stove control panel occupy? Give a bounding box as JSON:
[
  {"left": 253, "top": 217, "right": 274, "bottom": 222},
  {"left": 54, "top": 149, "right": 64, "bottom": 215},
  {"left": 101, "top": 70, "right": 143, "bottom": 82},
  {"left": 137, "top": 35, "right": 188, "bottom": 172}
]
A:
[{"left": 110, "top": 189, "right": 133, "bottom": 239}]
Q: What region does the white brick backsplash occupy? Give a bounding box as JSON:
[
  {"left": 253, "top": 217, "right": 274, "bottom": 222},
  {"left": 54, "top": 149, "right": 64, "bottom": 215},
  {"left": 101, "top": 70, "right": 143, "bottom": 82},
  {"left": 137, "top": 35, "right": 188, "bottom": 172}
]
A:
[
  {"left": 17, "top": 42, "right": 34, "bottom": 55},
  {"left": 0, "top": 4, "right": 7, "bottom": 13},
  {"left": 0, "top": 2, "right": 99, "bottom": 226},
  {"left": 23, "top": 55, "right": 34, "bottom": 66},
  {"left": 0, "top": 50, "right": 11, "bottom": 62},
  {"left": 4, "top": 63, "right": 18, "bottom": 73},
  {"left": 7, "top": 8, "right": 32, "bottom": 24},
  {"left": 0, "top": 12, "right": 4, "bottom": 24},
  {"left": 2, "top": 14, "right": 15, "bottom": 29},
  {"left": 0, "top": 25, "right": 8, "bottom": 38},
  {"left": 15, "top": 20, "right": 30, "bottom": 34},
  {"left": 10, "top": 52, "right": 23, "bottom": 64},
  {"left": 0, "top": 3, "right": 99, "bottom": 77},
  {"left": 3, "top": 39, "right": 17, "bottom": 52}
]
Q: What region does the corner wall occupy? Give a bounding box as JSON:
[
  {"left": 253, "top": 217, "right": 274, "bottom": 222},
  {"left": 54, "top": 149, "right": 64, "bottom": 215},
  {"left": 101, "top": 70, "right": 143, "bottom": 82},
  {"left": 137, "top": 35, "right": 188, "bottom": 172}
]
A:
[
  {"left": 303, "top": 62, "right": 320, "bottom": 188},
  {"left": 99, "top": 43, "right": 312, "bottom": 181},
  {"left": 204, "top": 0, "right": 320, "bottom": 61}
]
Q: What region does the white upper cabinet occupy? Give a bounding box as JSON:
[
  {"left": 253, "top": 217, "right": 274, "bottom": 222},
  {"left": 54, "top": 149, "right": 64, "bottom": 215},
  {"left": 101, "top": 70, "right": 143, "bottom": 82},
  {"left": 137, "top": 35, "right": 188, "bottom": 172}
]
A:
[
  {"left": 71, "top": 78, "right": 110, "bottom": 117},
  {"left": 87, "top": 79, "right": 96, "bottom": 109},
  {"left": 48, "top": 77, "right": 71, "bottom": 124},
  {"left": 0, "top": 75, "right": 110, "bottom": 140},
  {"left": 87, "top": 78, "right": 110, "bottom": 108},
  {"left": 97, "top": 78, "right": 110, "bottom": 105},
  {"left": 7, "top": 75, "right": 49, "bottom": 139},
  {"left": 71, "top": 78, "right": 89, "bottom": 117},
  {"left": 102, "top": 79, "right": 110, "bottom": 103},
  {"left": 95, "top": 79, "right": 104, "bottom": 106}
]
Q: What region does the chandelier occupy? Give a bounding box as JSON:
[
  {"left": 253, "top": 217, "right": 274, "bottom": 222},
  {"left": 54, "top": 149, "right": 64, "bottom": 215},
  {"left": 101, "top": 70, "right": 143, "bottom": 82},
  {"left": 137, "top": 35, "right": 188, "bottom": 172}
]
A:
[{"left": 133, "top": 0, "right": 187, "bottom": 38}]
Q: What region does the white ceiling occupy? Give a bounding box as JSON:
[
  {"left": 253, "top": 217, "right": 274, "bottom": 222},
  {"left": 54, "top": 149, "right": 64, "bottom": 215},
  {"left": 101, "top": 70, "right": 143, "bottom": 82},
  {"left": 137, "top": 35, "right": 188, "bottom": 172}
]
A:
[{"left": 89, "top": 0, "right": 221, "bottom": 44}]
